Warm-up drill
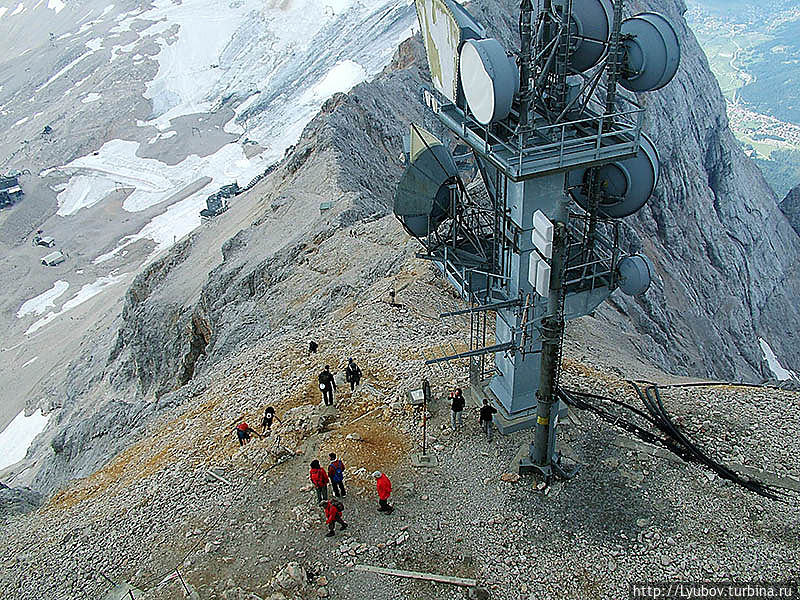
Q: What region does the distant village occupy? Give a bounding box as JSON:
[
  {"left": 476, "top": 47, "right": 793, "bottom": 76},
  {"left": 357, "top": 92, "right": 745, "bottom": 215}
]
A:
[{"left": 728, "top": 103, "right": 800, "bottom": 150}]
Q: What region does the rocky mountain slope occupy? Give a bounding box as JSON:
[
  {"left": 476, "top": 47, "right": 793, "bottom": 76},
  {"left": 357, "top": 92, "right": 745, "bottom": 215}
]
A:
[
  {"left": 10, "top": 0, "right": 800, "bottom": 500},
  {"left": 1, "top": 298, "right": 798, "bottom": 599},
  {"left": 780, "top": 183, "right": 800, "bottom": 237},
  {"left": 2, "top": 1, "right": 800, "bottom": 597}
]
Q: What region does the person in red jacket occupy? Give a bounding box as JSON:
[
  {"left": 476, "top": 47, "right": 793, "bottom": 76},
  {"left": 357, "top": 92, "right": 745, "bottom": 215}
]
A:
[
  {"left": 324, "top": 499, "right": 347, "bottom": 537},
  {"left": 234, "top": 422, "right": 260, "bottom": 446},
  {"left": 372, "top": 471, "right": 394, "bottom": 514},
  {"left": 310, "top": 460, "right": 329, "bottom": 504}
]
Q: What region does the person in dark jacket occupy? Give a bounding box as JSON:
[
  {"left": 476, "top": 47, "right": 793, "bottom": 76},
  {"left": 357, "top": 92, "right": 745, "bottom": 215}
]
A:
[
  {"left": 328, "top": 452, "right": 346, "bottom": 497},
  {"left": 261, "top": 406, "right": 280, "bottom": 435},
  {"left": 318, "top": 365, "right": 336, "bottom": 406},
  {"left": 372, "top": 471, "right": 393, "bottom": 514},
  {"left": 310, "top": 459, "right": 329, "bottom": 503},
  {"left": 450, "top": 388, "right": 465, "bottom": 430},
  {"left": 308, "top": 340, "right": 318, "bottom": 355},
  {"left": 479, "top": 399, "right": 498, "bottom": 441},
  {"left": 234, "top": 422, "right": 260, "bottom": 446},
  {"left": 324, "top": 499, "right": 347, "bottom": 537},
  {"left": 344, "top": 358, "right": 363, "bottom": 392}
]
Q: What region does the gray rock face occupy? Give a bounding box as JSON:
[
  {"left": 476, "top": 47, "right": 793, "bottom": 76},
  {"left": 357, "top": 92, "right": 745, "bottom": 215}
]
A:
[
  {"left": 0, "top": 483, "right": 42, "bottom": 518},
  {"left": 29, "top": 0, "right": 800, "bottom": 493},
  {"left": 779, "top": 184, "right": 800, "bottom": 236}
]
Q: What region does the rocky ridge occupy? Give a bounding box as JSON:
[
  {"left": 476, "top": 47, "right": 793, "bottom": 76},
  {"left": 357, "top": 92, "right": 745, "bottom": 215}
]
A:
[
  {"left": 0, "top": 1, "right": 798, "bottom": 592},
  {"left": 22, "top": 0, "right": 800, "bottom": 499}
]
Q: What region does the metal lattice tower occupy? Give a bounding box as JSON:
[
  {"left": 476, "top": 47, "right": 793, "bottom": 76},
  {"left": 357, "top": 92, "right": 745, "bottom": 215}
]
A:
[{"left": 395, "top": 0, "right": 681, "bottom": 477}]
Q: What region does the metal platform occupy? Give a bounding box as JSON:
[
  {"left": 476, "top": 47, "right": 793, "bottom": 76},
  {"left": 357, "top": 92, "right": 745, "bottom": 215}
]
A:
[{"left": 432, "top": 96, "right": 644, "bottom": 181}]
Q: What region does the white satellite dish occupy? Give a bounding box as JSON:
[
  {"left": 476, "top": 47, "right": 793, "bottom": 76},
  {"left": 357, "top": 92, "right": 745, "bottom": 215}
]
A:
[
  {"left": 415, "top": 0, "right": 486, "bottom": 105},
  {"left": 460, "top": 38, "right": 519, "bottom": 125}
]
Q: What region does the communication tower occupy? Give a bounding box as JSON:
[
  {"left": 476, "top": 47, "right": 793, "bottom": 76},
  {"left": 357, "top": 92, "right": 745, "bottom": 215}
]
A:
[{"left": 394, "top": 0, "right": 681, "bottom": 478}]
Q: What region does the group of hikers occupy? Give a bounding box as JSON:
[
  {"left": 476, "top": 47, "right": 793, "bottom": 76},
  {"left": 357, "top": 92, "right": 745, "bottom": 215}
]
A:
[
  {"left": 230, "top": 342, "right": 503, "bottom": 538},
  {"left": 309, "top": 453, "right": 394, "bottom": 537}
]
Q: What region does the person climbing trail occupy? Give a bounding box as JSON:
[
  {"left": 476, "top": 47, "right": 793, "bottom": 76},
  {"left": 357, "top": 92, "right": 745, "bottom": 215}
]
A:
[{"left": 324, "top": 498, "right": 347, "bottom": 537}]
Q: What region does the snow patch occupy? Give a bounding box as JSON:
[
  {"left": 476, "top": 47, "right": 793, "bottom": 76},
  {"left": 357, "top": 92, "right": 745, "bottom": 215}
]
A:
[
  {"left": 759, "top": 338, "right": 798, "bottom": 381},
  {"left": 94, "top": 143, "right": 269, "bottom": 262},
  {"left": 309, "top": 60, "right": 367, "bottom": 100},
  {"left": 81, "top": 92, "right": 101, "bottom": 103},
  {"left": 25, "top": 273, "right": 128, "bottom": 335},
  {"left": 147, "top": 130, "right": 177, "bottom": 143},
  {"left": 11, "top": 2, "right": 25, "bottom": 16},
  {"left": 38, "top": 52, "right": 92, "bottom": 92},
  {"left": 56, "top": 175, "right": 118, "bottom": 215},
  {"left": 49, "top": 139, "right": 265, "bottom": 215},
  {"left": 110, "top": 38, "right": 140, "bottom": 62},
  {"left": 71, "top": 73, "right": 92, "bottom": 90},
  {"left": 0, "top": 6, "right": 8, "bottom": 18},
  {"left": 223, "top": 91, "right": 261, "bottom": 135},
  {"left": 85, "top": 37, "right": 103, "bottom": 52},
  {"left": 22, "top": 357, "right": 39, "bottom": 368},
  {"left": 47, "top": 0, "right": 65, "bottom": 14},
  {"left": 13, "top": 116, "right": 29, "bottom": 127},
  {"left": 0, "top": 409, "right": 48, "bottom": 470},
  {"left": 17, "top": 281, "right": 70, "bottom": 318}
]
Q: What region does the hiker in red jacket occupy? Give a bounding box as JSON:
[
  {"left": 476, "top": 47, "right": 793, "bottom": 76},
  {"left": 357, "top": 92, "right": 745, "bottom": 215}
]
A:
[
  {"left": 310, "top": 460, "right": 329, "bottom": 504},
  {"left": 372, "top": 471, "right": 394, "bottom": 514},
  {"left": 234, "top": 422, "right": 260, "bottom": 446},
  {"left": 324, "top": 499, "right": 347, "bottom": 537}
]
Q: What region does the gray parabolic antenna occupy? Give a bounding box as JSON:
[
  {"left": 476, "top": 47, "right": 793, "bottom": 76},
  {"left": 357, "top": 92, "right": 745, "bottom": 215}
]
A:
[
  {"left": 567, "top": 132, "right": 659, "bottom": 218},
  {"left": 394, "top": 125, "right": 458, "bottom": 238},
  {"left": 620, "top": 12, "right": 681, "bottom": 92},
  {"left": 617, "top": 254, "right": 655, "bottom": 296},
  {"left": 562, "top": 0, "right": 614, "bottom": 73},
  {"left": 460, "top": 38, "right": 519, "bottom": 125}
]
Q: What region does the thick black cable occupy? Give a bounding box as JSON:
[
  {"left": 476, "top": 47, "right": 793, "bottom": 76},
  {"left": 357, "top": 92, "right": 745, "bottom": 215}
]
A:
[
  {"left": 642, "top": 384, "right": 782, "bottom": 501},
  {"left": 560, "top": 388, "right": 693, "bottom": 461},
  {"left": 561, "top": 382, "right": 791, "bottom": 502}
]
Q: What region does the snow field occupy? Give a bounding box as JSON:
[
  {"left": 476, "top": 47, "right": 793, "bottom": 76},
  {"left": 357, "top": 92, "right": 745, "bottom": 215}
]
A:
[
  {"left": 25, "top": 272, "right": 129, "bottom": 335},
  {"left": 16, "top": 281, "right": 70, "bottom": 318},
  {"left": 0, "top": 409, "right": 48, "bottom": 470}
]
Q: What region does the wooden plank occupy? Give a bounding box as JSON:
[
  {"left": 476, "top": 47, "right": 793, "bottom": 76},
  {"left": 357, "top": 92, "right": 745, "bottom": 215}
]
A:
[
  {"left": 207, "top": 469, "right": 232, "bottom": 486},
  {"left": 354, "top": 564, "right": 477, "bottom": 588},
  {"left": 350, "top": 407, "right": 383, "bottom": 424}
]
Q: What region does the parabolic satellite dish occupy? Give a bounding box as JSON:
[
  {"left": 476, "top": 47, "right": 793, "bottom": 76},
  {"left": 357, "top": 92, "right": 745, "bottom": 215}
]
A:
[
  {"left": 620, "top": 12, "right": 681, "bottom": 92},
  {"left": 617, "top": 254, "right": 655, "bottom": 296},
  {"left": 567, "top": 133, "right": 660, "bottom": 218},
  {"left": 394, "top": 125, "right": 458, "bottom": 237},
  {"left": 460, "top": 38, "right": 519, "bottom": 125},
  {"left": 552, "top": 0, "right": 614, "bottom": 73},
  {"left": 415, "top": 0, "right": 486, "bottom": 105}
]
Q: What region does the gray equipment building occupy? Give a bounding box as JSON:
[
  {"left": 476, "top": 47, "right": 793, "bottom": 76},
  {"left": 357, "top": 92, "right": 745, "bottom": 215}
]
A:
[{"left": 0, "top": 174, "right": 23, "bottom": 208}]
